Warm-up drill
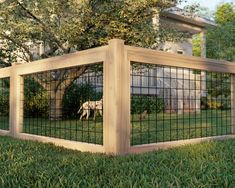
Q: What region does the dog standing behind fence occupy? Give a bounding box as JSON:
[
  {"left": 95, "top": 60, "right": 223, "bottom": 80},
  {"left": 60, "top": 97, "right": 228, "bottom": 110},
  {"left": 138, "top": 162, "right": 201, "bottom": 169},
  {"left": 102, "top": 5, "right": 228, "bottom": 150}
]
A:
[
  {"left": 77, "top": 98, "right": 103, "bottom": 120},
  {"left": 138, "top": 110, "right": 148, "bottom": 120}
]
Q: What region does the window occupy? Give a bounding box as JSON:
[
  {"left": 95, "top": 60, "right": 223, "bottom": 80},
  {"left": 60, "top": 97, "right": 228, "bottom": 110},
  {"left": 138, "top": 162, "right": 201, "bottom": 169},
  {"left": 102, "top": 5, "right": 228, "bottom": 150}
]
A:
[{"left": 177, "top": 50, "right": 184, "bottom": 55}]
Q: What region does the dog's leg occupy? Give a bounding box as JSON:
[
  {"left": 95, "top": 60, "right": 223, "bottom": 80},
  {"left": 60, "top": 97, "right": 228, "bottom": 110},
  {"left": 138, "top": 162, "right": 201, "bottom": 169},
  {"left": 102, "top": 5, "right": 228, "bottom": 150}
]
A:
[
  {"left": 93, "top": 110, "right": 96, "bottom": 121},
  {"left": 86, "top": 109, "right": 90, "bottom": 120},
  {"left": 99, "top": 109, "right": 102, "bottom": 117},
  {"left": 80, "top": 111, "right": 85, "bottom": 120}
]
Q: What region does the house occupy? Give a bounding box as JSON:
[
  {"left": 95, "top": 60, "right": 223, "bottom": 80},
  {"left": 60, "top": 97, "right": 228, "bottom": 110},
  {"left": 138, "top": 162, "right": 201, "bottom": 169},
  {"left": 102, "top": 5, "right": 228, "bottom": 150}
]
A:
[
  {"left": 158, "top": 7, "right": 216, "bottom": 57},
  {"left": 131, "top": 8, "right": 216, "bottom": 114}
]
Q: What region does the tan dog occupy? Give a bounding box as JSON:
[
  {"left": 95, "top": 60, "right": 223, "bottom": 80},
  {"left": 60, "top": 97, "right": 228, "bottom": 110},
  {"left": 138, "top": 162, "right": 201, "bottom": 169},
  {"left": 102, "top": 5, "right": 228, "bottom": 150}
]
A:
[{"left": 138, "top": 110, "right": 148, "bottom": 120}]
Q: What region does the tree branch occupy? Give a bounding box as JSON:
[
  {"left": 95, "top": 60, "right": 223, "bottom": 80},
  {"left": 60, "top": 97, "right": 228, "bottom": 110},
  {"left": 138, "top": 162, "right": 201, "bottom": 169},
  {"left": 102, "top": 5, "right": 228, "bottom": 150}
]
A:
[
  {"left": 17, "top": 1, "right": 69, "bottom": 54},
  {"left": 40, "top": 44, "right": 59, "bottom": 59},
  {"left": 0, "top": 58, "right": 11, "bottom": 67},
  {"left": 31, "top": 74, "right": 49, "bottom": 90},
  {"left": 56, "top": 66, "right": 87, "bottom": 91},
  {"left": 0, "top": 33, "right": 34, "bottom": 61}
]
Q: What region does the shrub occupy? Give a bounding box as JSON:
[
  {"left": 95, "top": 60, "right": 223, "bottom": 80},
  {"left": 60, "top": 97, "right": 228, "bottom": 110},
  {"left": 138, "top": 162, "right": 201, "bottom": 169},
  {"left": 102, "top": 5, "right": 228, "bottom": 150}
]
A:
[
  {"left": 131, "top": 95, "right": 164, "bottom": 114},
  {"left": 24, "top": 92, "right": 49, "bottom": 117},
  {"left": 24, "top": 78, "right": 49, "bottom": 117},
  {"left": 207, "top": 100, "right": 222, "bottom": 109},
  {"left": 0, "top": 91, "right": 9, "bottom": 116},
  {"left": 0, "top": 79, "right": 10, "bottom": 116},
  {"left": 201, "top": 95, "right": 231, "bottom": 110},
  {"left": 62, "top": 83, "right": 102, "bottom": 118}
]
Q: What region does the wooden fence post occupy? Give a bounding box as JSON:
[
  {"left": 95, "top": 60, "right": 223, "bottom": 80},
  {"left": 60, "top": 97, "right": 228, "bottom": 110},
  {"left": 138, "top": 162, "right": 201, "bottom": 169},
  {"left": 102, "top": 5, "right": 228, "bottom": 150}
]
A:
[
  {"left": 231, "top": 74, "right": 235, "bottom": 134},
  {"left": 9, "top": 63, "right": 23, "bottom": 137},
  {"left": 104, "top": 39, "right": 130, "bottom": 155}
]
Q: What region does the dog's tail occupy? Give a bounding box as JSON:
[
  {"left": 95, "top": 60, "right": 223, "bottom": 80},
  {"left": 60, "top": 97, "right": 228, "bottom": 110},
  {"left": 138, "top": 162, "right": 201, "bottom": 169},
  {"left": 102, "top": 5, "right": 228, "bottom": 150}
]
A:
[{"left": 77, "top": 106, "right": 83, "bottom": 114}]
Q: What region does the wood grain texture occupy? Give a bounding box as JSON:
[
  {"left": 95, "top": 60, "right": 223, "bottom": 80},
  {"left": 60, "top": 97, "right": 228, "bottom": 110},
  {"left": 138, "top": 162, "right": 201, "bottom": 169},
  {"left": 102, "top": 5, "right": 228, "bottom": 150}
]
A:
[
  {"left": 0, "top": 130, "right": 10, "bottom": 136},
  {"left": 127, "top": 45, "right": 235, "bottom": 73},
  {"left": 9, "top": 64, "right": 23, "bottom": 136},
  {"left": 0, "top": 46, "right": 107, "bottom": 76},
  {"left": 0, "top": 67, "right": 11, "bottom": 79},
  {"left": 16, "top": 133, "right": 105, "bottom": 153},
  {"left": 103, "top": 39, "right": 130, "bottom": 155},
  {"left": 130, "top": 135, "right": 235, "bottom": 154}
]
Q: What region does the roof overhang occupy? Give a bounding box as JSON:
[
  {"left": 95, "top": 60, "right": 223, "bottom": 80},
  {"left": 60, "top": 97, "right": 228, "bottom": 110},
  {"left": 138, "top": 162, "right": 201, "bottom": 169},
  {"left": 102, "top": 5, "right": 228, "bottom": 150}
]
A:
[{"left": 160, "top": 8, "right": 216, "bottom": 34}]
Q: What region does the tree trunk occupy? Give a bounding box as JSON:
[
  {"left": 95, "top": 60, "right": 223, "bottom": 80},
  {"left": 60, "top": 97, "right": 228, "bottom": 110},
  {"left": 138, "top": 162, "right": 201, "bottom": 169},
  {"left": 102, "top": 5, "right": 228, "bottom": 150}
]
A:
[
  {"left": 49, "top": 89, "right": 65, "bottom": 121},
  {"left": 32, "top": 66, "right": 87, "bottom": 121}
]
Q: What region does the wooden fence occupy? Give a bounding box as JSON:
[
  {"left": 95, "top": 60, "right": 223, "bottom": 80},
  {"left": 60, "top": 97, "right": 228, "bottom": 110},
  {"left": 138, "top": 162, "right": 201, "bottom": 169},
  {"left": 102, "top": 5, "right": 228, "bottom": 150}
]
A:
[{"left": 0, "top": 39, "right": 235, "bottom": 155}]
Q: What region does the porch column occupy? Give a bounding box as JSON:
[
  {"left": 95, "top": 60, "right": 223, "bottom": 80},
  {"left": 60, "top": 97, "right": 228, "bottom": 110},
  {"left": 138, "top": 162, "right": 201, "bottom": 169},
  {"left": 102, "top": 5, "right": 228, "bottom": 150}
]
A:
[{"left": 199, "top": 30, "right": 207, "bottom": 114}]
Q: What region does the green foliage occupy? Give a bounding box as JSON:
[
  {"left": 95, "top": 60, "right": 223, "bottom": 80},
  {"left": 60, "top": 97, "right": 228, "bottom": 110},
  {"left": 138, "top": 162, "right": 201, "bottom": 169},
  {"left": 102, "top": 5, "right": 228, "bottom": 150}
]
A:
[
  {"left": 62, "top": 83, "right": 102, "bottom": 118},
  {"left": 24, "top": 78, "right": 49, "bottom": 117},
  {"left": 207, "top": 3, "right": 235, "bottom": 61},
  {"left": 192, "top": 34, "right": 201, "bottom": 57},
  {"left": 207, "top": 100, "right": 222, "bottom": 110},
  {"left": 207, "top": 21, "right": 235, "bottom": 61},
  {"left": 131, "top": 95, "right": 164, "bottom": 114},
  {"left": 0, "top": 79, "right": 10, "bottom": 116},
  {"left": 215, "top": 3, "right": 235, "bottom": 25},
  {"left": 201, "top": 96, "right": 231, "bottom": 110},
  {"left": 0, "top": 92, "right": 9, "bottom": 116},
  {"left": 206, "top": 73, "right": 230, "bottom": 98},
  {"left": 1, "top": 136, "right": 235, "bottom": 187}
]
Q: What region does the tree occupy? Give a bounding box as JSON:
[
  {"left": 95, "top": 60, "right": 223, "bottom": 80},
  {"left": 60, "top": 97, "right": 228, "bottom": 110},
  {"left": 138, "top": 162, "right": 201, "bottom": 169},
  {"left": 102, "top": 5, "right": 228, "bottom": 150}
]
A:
[
  {"left": 214, "top": 3, "right": 235, "bottom": 25},
  {"left": 0, "top": 0, "right": 185, "bottom": 120},
  {"left": 201, "top": 3, "right": 235, "bottom": 102},
  {"left": 192, "top": 34, "right": 201, "bottom": 57},
  {"left": 206, "top": 3, "right": 235, "bottom": 61}
]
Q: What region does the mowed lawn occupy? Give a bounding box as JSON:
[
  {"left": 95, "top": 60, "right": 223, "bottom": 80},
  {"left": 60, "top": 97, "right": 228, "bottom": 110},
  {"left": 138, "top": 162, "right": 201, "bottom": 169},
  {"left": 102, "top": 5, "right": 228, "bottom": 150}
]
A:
[
  {"left": 1, "top": 136, "right": 235, "bottom": 187},
  {"left": 0, "top": 110, "right": 232, "bottom": 145}
]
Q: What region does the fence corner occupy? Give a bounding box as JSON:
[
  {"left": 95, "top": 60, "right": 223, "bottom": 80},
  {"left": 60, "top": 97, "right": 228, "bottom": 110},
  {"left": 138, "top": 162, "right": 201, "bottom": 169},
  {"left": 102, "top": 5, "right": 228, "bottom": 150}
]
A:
[{"left": 103, "top": 39, "right": 130, "bottom": 155}]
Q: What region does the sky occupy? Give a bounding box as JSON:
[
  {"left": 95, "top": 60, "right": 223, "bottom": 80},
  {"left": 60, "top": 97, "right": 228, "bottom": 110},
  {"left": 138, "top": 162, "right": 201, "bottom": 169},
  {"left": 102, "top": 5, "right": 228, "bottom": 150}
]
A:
[{"left": 179, "top": 0, "right": 234, "bottom": 11}]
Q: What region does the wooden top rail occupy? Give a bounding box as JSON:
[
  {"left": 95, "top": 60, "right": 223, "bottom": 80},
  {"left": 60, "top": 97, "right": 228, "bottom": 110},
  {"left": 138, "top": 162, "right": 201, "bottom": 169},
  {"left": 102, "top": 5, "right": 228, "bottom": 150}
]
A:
[
  {"left": 0, "top": 41, "right": 235, "bottom": 78},
  {"left": 0, "top": 45, "right": 107, "bottom": 77},
  {"left": 0, "top": 67, "right": 11, "bottom": 79},
  {"left": 126, "top": 45, "right": 235, "bottom": 74}
]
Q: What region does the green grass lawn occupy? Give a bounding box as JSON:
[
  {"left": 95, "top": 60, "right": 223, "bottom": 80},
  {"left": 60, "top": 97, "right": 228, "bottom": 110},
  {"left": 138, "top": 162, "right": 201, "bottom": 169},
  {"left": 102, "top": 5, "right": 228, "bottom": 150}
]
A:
[
  {"left": 0, "top": 136, "right": 235, "bottom": 187},
  {"left": 0, "top": 110, "right": 232, "bottom": 146},
  {"left": 131, "top": 110, "right": 231, "bottom": 145},
  {"left": 23, "top": 117, "right": 104, "bottom": 144}
]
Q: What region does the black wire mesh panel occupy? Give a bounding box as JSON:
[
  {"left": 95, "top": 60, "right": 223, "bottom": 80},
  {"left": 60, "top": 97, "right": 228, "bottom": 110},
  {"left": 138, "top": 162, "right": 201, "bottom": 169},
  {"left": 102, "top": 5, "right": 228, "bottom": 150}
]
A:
[
  {"left": 0, "top": 78, "right": 9, "bottom": 130},
  {"left": 131, "top": 62, "right": 231, "bottom": 145},
  {"left": 22, "top": 63, "right": 103, "bottom": 144}
]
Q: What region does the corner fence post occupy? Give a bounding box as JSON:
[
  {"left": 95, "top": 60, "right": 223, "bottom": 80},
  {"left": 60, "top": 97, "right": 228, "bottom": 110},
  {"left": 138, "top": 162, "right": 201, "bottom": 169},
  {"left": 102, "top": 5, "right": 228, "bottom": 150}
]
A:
[
  {"left": 231, "top": 74, "right": 235, "bottom": 134},
  {"left": 104, "top": 39, "right": 130, "bottom": 155},
  {"left": 9, "top": 63, "right": 23, "bottom": 137}
]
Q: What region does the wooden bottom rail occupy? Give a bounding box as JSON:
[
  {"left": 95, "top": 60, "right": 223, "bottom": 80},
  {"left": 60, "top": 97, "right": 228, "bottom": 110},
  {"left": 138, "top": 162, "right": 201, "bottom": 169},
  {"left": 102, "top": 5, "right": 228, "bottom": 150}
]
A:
[
  {"left": 130, "top": 135, "right": 235, "bottom": 154},
  {"left": 15, "top": 133, "right": 105, "bottom": 153},
  {"left": 0, "top": 130, "right": 10, "bottom": 136},
  {"left": 1, "top": 131, "right": 235, "bottom": 155}
]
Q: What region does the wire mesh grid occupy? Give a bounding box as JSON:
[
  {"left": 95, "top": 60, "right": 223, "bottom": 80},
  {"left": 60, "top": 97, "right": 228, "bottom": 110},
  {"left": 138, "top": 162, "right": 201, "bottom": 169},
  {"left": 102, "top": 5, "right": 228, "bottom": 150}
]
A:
[
  {"left": 131, "top": 62, "right": 232, "bottom": 145},
  {"left": 0, "top": 77, "right": 9, "bottom": 130},
  {"left": 22, "top": 63, "right": 103, "bottom": 144}
]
